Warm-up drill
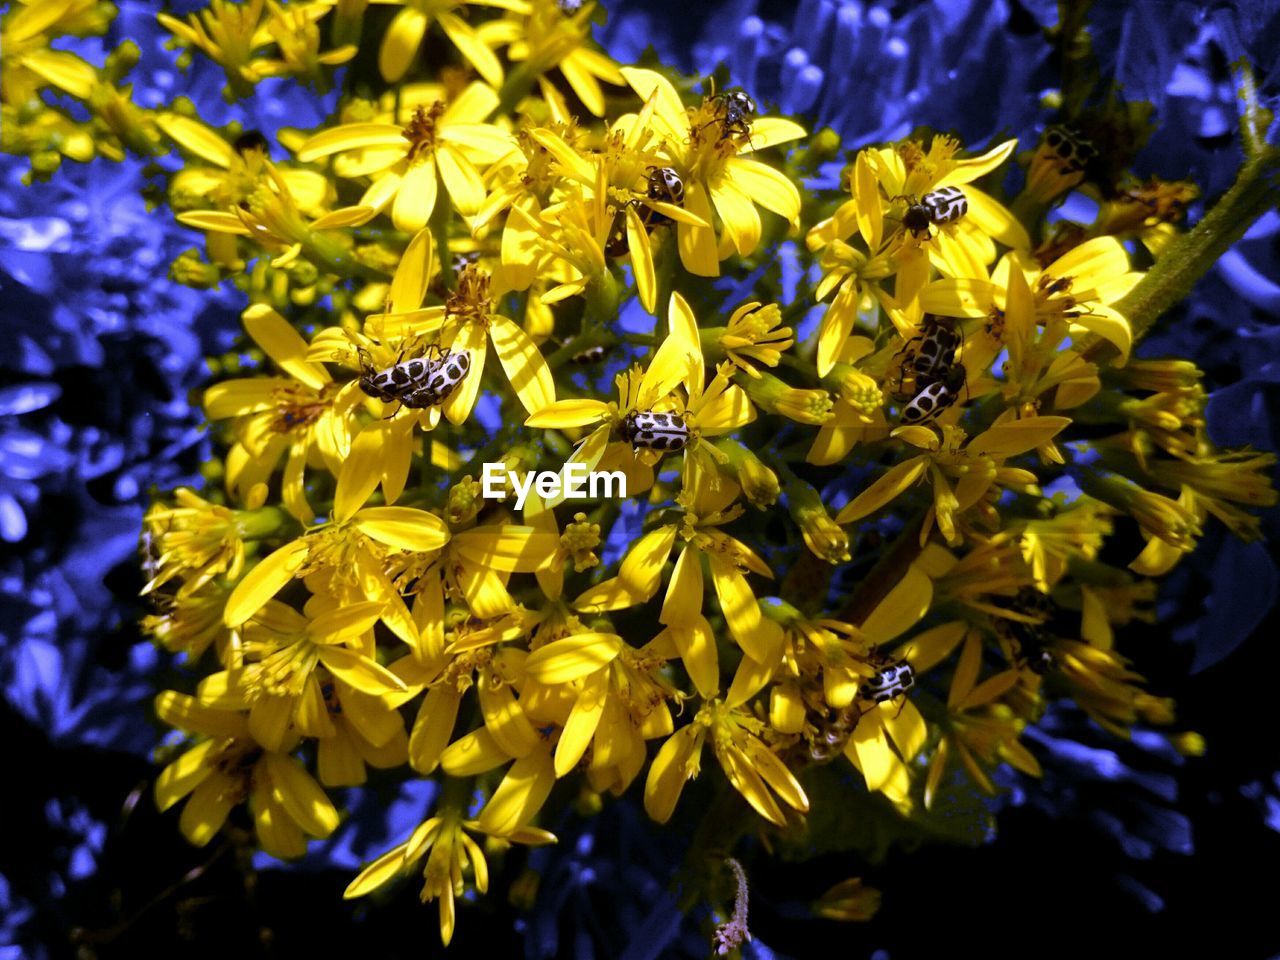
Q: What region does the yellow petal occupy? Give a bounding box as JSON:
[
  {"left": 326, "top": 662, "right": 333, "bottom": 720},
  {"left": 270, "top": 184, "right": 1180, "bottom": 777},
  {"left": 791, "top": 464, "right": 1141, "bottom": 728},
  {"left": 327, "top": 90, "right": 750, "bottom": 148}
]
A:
[
  {"left": 525, "top": 398, "right": 611, "bottom": 429},
  {"left": 644, "top": 725, "right": 701, "bottom": 823},
  {"left": 393, "top": 158, "right": 437, "bottom": 233},
  {"left": 476, "top": 750, "right": 556, "bottom": 836},
  {"left": 555, "top": 671, "right": 608, "bottom": 776},
  {"left": 263, "top": 752, "right": 339, "bottom": 837},
  {"left": 726, "top": 157, "right": 801, "bottom": 228},
  {"left": 835, "top": 456, "right": 928, "bottom": 524},
  {"left": 626, "top": 203, "right": 657, "bottom": 313},
  {"left": 224, "top": 540, "right": 310, "bottom": 627},
  {"left": 353, "top": 507, "right": 450, "bottom": 552},
  {"left": 344, "top": 841, "right": 413, "bottom": 899},
  {"left": 388, "top": 228, "right": 435, "bottom": 314},
  {"left": 967, "top": 416, "right": 1071, "bottom": 458},
  {"left": 489, "top": 314, "right": 556, "bottom": 414},
  {"left": 377, "top": 6, "right": 428, "bottom": 83},
  {"left": 436, "top": 143, "right": 486, "bottom": 216},
  {"left": 618, "top": 524, "right": 678, "bottom": 598},
  {"left": 934, "top": 139, "right": 1017, "bottom": 187},
  {"left": 441, "top": 726, "right": 510, "bottom": 776},
  {"left": 156, "top": 113, "right": 234, "bottom": 168},
  {"left": 523, "top": 633, "right": 622, "bottom": 684},
  {"left": 317, "top": 646, "right": 407, "bottom": 696},
  {"left": 296, "top": 123, "right": 405, "bottom": 162},
  {"left": 478, "top": 670, "right": 540, "bottom": 757},
  {"left": 452, "top": 525, "right": 558, "bottom": 572},
  {"left": 859, "top": 562, "right": 932, "bottom": 644}
]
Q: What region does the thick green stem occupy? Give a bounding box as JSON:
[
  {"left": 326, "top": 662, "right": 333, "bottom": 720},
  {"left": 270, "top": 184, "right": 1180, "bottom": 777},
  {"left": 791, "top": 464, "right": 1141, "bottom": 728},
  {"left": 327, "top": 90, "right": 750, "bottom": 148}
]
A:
[{"left": 1083, "top": 145, "right": 1280, "bottom": 361}]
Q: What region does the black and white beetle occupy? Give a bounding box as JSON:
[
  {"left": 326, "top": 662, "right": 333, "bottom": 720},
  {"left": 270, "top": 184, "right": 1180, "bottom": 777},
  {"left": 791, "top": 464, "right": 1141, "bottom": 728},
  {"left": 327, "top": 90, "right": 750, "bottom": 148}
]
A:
[
  {"left": 901, "top": 362, "right": 966, "bottom": 425},
  {"left": 894, "top": 314, "right": 962, "bottom": 393},
  {"left": 900, "top": 186, "right": 969, "bottom": 238},
  {"left": 859, "top": 660, "right": 915, "bottom": 704},
  {"left": 358, "top": 344, "right": 471, "bottom": 409},
  {"left": 642, "top": 166, "right": 685, "bottom": 226},
  {"left": 618, "top": 410, "right": 690, "bottom": 453},
  {"left": 571, "top": 345, "right": 608, "bottom": 365},
  {"left": 1042, "top": 126, "right": 1098, "bottom": 176}
]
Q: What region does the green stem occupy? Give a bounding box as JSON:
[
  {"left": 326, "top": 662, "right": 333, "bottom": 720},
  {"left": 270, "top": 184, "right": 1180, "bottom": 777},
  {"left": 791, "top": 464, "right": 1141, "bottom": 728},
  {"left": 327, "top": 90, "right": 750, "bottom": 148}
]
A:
[
  {"left": 430, "top": 170, "right": 454, "bottom": 289},
  {"left": 492, "top": 61, "right": 538, "bottom": 120},
  {"left": 1083, "top": 144, "right": 1280, "bottom": 361}
]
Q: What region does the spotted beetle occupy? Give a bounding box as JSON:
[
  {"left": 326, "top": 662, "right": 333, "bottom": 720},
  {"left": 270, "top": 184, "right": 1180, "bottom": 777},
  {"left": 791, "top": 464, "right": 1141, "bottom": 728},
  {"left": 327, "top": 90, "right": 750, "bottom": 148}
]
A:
[
  {"left": 402, "top": 348, "right": 471, "bottom": 408},
  {"left": 642, "top": 166, "right": 685, "bottom": 226},
  {"left": 358, "top": 344, "right": 470, "bottom": 409},
  {"left": 894, "top": 314, "right": 962, "bottom": 393},
  {"left": 1042, "top": 125, "right": 1098, "bottom": 176},
  {"left": 901, "top": 186, "right": 969, "bottom": 238},
  {"left": 859, "top": 660, "right": 915, "bottom": 704},
  {"left": 901, "top": 362, "right": 966, "bottom": 425},
  {"left": 619, "top": 410, "right": 690, "bottom": 453}
]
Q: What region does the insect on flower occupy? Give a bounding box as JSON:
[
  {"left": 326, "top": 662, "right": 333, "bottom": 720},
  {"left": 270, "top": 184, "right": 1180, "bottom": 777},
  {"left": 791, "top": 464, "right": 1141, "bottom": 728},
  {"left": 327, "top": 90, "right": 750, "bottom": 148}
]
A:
[
  {"left": 892, "top": 314, "right": 962, "bottom": 396},
  {"left": 898, "top": 186, "right": 969, "bottom": 238},
  {"left": 901, "top": 363, "right": 967, "bottom": 425},
  {"left": 618, "top": 410, "right": 691, "bottom": 453},
  {"left": 358, "top": 343, "right": 472, "bottom": 410},
  {"left": 1043, "top": 125, "right": 1098, "bottom": 176},
  {"left": 995, "top": 587, "right": 1059, "bottom": 674},
  {"left": 571, "top": 345, "right": 608, "bottom": 365},
  {"left": 859, "top": 660, "right": 916, "bottom": 705},
  {"left": 706, "top": 88, "right": 756, "bottom": 143}
]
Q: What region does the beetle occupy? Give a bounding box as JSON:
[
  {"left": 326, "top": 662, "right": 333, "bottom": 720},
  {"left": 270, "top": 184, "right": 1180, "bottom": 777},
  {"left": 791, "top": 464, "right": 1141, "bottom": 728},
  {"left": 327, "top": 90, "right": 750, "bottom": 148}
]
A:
[
  {"left": 642, "top": 165, "right": 685, "bottom": 226},
  {"left": 358, "top": 344, "right": 470, "bottom": 409},
  {"left": 401, "top": 347, "right": 471, "bottom": 408},
  {"left": 859, "top": 661, "right": 915, "bottom": 704},
  {"left": 901, "top": 362, "right": 966, "bottom": 425},
  {"left": 618, "top": 410, "right": 690, "bottom": 452},
  {"left": 894, "top": 314, "right": 962, "bottom": 393},
  {"left": 900, "top": 186, "right": 969, "bottom": 238},
  {"left": 706, "top": 88, "right": 756, "bottom": 142},
  {"left": 1042, "top": 125, "right": 1098, "bottom": 175}
]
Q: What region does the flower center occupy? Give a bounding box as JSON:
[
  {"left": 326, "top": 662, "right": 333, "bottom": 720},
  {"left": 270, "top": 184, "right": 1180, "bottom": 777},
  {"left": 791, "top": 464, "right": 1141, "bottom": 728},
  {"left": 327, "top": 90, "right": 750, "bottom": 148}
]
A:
[{"left": 403, "top": 101, "right": 446, "bottom": 160}]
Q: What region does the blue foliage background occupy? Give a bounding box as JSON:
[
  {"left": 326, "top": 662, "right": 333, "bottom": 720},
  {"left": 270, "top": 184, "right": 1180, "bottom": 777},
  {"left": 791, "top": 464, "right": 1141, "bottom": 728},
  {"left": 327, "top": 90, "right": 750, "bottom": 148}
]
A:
[{"left": 3, "top": 1, "right": 1280, "bottom": 956}]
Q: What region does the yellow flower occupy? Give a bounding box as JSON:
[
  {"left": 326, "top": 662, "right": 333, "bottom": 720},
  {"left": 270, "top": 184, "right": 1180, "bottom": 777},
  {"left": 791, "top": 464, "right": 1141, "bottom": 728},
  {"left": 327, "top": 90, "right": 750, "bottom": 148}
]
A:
[
  {"left": 296, "top": 81, "right": 515, "bottom": 230},
  {"left": 221, "top": 505, "right": 450, "bottom": 632},
  {"left": 366, "top": 259, "right": 557, "bottom": 423},
  {"left": 621, "top": 68, "right": 805, "bottom": 276},
  {"left": 154, "top": 691, "right": 340, "bottom": 858},
  {"left": 1, "top": 0, "right": 105, "bottom": 105},
  {"left": 141, "top": 488, "right": 253, "bottom": 599},
  {"left": 142, "top": 580, "right": 233, "bottom": 664},
  {"left": 197, "top": 598, "right": 407, "bottom": 752},
  {"left": 711, "top": 301, "right": 794, "bottom": 378},
  {"left": 922, "top": 631, "right": 1039, "bottom": 808},
  {"left": 837, "top": 415, "right": 1069, "bottom": 545},
  {"left": 159, "top": 0, "right": 352, "bottom": 99},
  {"left": 345, "top": 808, "right": 555, "bottom": 945},
  {"left": 525, "top": 292, "right": 752, "bottom": 489},
  {"left": 922, "top": 237, "right": 1142, "bottom": 366},
  {"left": 644, "top": 698, "right": 808, "bottom": 827},
  {"left": 575, "top": 458, "right": 782, "bottom": 674},
  {"left": 367, "top": 0, "right": 529, "bottom": 85},
  {"left": 204, "top": 304, "right": 359, "bottom": 521},
  {"left": 522, "top": 628, "right": 676, "bottom": 783},
  {"left": 807, "top": 138, "right": 1026, "bottom": 375},
  {"left": 482, "top": 0, "right": 624, "bottom": 117}
]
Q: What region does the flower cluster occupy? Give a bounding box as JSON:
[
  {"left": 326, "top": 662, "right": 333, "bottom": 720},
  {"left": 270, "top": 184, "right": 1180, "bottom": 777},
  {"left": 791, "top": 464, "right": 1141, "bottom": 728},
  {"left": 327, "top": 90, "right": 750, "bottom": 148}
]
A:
[{"left": 6, "top": 0, "right": 1279, "bottom": 951}]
